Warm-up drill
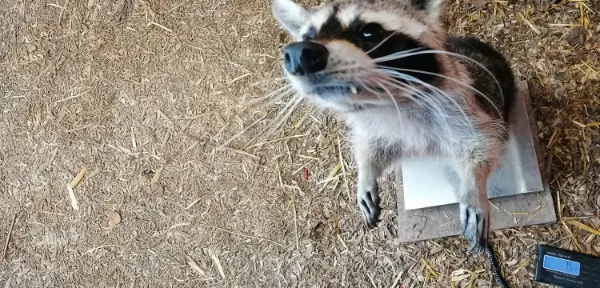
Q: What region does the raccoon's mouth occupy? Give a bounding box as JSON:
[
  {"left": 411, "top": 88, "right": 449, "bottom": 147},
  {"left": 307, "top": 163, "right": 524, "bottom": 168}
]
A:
[
  {"left": 303, "top": 80, "right": 386, "bottom": 98},
  {"left": 310, "top": 84, "right": 360, "bottom": 97}
]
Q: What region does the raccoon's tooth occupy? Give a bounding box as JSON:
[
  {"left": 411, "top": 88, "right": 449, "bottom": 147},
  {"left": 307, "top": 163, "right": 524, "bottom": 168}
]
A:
[{"left": 350, "top": 85, "right": 358, "bottom": 94}]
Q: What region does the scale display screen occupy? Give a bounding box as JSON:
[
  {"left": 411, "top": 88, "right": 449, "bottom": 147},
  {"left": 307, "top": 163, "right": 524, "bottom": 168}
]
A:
[
  {"left": 535, "top": 245, "right": 600, "bottom": 288},
  {"left": 543, "top": 255, "right": 581, "bottom": 276}
]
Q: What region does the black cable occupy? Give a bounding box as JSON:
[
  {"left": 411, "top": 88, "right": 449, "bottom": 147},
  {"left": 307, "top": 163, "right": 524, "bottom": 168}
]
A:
[{"left": 486, "top": 244, "right": 510, "bottom": 288}]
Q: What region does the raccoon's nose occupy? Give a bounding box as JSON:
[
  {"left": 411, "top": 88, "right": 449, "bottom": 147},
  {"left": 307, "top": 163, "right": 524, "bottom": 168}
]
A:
[{"left": 283, "top": 41, "right": 329, "bottom": 75}]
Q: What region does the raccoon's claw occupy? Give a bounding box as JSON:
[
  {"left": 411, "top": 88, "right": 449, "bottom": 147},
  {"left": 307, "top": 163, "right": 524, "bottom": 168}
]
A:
[
  {"left": 460, "top": 203, "right": 488, "bottom": 253},
  {"left": 357, "top": 183, "right": 381, "bottom": 229}
]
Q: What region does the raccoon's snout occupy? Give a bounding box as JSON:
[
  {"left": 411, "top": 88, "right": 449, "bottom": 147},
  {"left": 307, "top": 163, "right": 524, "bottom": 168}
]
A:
[{"left": 283, "top": 41, "right": 329, "bottom": 75}]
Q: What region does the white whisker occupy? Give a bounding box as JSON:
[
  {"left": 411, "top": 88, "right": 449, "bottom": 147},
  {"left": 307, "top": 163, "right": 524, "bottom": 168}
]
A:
[
  {"left": 376, "top": 76, "right": 459, "bottom": 138},
  {"left": 272, "top": 94, "right": 301, "bottom": 122},
  {"left": 317, "top": 65, "right": 365, "bottom": 75},
  {"left": 265, "top": 95, "right": 303, "bottom": 137},
  {"left": 373, "top": 79, "right": 402, "bottom": 120},
  {"left": 375, "top": 76, "right": 447, "bottom": 119},
  {"left": 371, "top": 50, "right": 505, "bottom": 106},
  {"left": 320, "top": 47, "right": 424, "bottom": 75},
  {"left": 378, "top": 75, "right": 474, "bottom": 141},
  {"left": 376, "top": 69, "right": 474, "bottom": 130},
  {"left": 245, "top": 84, "right": 294, "bottom": 106},
  {"left": 356, "top": 80, "right": 387, "bottom": 104},
  {"left": 377, "top": 65, "right": 503, "bottom": 118},
  {"left": 263, "top": 88, "right": 296, "bottom": 107},
  {"left": 366, "top": 32, "right": 396, "bottom": 55}
]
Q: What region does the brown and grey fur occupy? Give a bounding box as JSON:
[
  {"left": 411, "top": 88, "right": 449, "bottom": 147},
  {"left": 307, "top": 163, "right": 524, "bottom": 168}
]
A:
[{"left": 272, "top": 0, "right": 516, "bottom": 252}]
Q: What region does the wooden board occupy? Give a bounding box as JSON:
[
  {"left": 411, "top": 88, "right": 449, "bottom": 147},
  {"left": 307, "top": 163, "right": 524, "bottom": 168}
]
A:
[{"left": 395, "top": 81, "right": 557, "bottom": 242}]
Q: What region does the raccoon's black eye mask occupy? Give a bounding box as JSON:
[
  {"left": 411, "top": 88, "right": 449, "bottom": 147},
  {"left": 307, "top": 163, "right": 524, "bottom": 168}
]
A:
[{"left": 307, "top": 17, "right": 440, "bottom": 84}]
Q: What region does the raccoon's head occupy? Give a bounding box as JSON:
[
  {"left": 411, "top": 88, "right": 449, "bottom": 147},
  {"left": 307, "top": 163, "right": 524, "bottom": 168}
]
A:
[{"left": 272, "top": 0, "right": 448, "bottom": 112}]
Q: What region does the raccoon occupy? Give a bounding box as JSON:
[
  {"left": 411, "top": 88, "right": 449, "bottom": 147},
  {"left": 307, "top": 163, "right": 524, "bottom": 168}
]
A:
[{"left": 272, "top": 0, "right": 515, "bottom": 253}]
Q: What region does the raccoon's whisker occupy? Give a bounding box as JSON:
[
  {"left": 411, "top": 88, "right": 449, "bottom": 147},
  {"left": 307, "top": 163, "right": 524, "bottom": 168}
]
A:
[
  {"left": 358, "top": 79, "right": 404, "bottom": 103},
  {"left": 251, "top": 90, "right": 296, "bottom": 114},
  {"left": 258, "top": 84, "right": 293, "bottom": 100},
  {"left": 271, "top": 94, "right": 301, "bottom": 124},
  {"left": 388, "top": 73, "right": 469, "bottom": 125},
  {"left": 376, "top": 65, "right": 503, "bottom": 119},
  {"left": 367, "top": 46, "right": 425, "bottom": 58},
  {"left": 320, "top": 48, "right": 426, "bottom": 75},
  {"left": 365, "top": 31, "right": 396, "bottom": 55},
  {"left": 265, "top": 95, "right": 303, "bottom": 138},
  {"left": 356, "top": 80, "right": 387, "bottom": 104},
  {"left": 262, "top": 88, "right": 296, "bottom": 107},
  {"left": 313, "top": 50, "right": 424, "bottom": 78},
  {"left": 375, "top": 75, "right": 451, "bottom": 124},
  {"left": 380, "top": 77, "right": 457, "bottom": 137},
  {"left": 308, "top": 82, "right": 355, "bottom": 89},
  {"left": 317, "top": 65, "right": 366, "bottom": 75},
  {"left": 245, "top": 84, "right": 294, "bottom": 106},
  {"left": 375, "top": 77, "right": 447, "bottom": 128},
  {"left": 403, "top": 77, "right": 474, "bottom": 130},
  {"left": 375, "top": 75, "right": 447, "bottom": 119},
  {"left": 244, "top": 93, "right": 300, "bottom": 148},
  {"left": 373, "top": 79, "right": 403, "bottom": 120},
  {"left": 250, "top": 77, "right": 287, "bottom": 87},
  {"left": 372, "top": 50, "right": 504, "bottom": 106},
  {"left": 376, "top": 78, "right": 431, "bottom": 112},
  {"left": 376, "top": 69, "right": 474, "bottom": 129}
]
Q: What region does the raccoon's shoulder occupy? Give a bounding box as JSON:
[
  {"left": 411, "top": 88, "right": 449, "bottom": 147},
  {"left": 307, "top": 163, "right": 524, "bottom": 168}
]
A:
[{"left": 446, "top": 35, "right": 516, "bottom": 122}]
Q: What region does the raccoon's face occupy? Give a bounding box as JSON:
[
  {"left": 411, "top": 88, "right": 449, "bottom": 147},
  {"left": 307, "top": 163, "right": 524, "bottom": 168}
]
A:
[{"left": 272, "top": 0, "right": 446, "bottom": 112}]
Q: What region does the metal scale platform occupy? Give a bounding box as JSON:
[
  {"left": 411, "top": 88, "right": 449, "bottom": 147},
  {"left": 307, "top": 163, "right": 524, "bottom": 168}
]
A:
[{"left": 396, "top": 81, "right": 556, "bottom": 242}]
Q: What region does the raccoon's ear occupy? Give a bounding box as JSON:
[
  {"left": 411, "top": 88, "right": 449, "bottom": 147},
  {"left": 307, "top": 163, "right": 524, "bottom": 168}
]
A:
[
  {"left": 411, "top": 0, "right": 444, "bottom": 19},
  {"left": 272, "top": 0, "right": 310, "bottom": 39}
]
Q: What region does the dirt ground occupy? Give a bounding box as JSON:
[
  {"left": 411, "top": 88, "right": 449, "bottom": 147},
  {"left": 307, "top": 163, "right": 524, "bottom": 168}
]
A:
[{"left": 1, "top": 0, "right": 599, "bottom": 287}]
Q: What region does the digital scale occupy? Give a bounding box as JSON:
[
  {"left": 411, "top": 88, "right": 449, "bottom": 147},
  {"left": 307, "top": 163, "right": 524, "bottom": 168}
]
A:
[
  {"left": 396, "top": 81, "right": 557, "bottom": 243},
  {"left": 394, "top": 81, "right": 595, "bottom": 288},
  {"left": 401, "top": 80, "right": 544, "bottom": 210},
  {"left": 534, "top": 245, "right": 600, "bottom": 288}
]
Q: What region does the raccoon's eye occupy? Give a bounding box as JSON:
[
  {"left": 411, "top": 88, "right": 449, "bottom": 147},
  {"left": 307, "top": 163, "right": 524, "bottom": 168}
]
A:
[{"left": 359, "top": 23, "right": 384, "bottom": 43}]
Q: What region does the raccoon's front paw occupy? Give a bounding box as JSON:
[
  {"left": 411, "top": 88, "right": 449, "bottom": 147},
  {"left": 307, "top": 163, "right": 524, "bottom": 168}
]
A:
[
  {"left": 357, "top": 181, "right": 380, "bottom": 229},
  {"left": 460, "top": 203, "right": 489, "bottom": 253}
]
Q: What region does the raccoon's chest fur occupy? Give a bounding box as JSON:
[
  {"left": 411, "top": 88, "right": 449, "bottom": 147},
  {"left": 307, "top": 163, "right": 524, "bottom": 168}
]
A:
[{"left": 344, "top": 103, "right": 468, "bottom": 156}]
